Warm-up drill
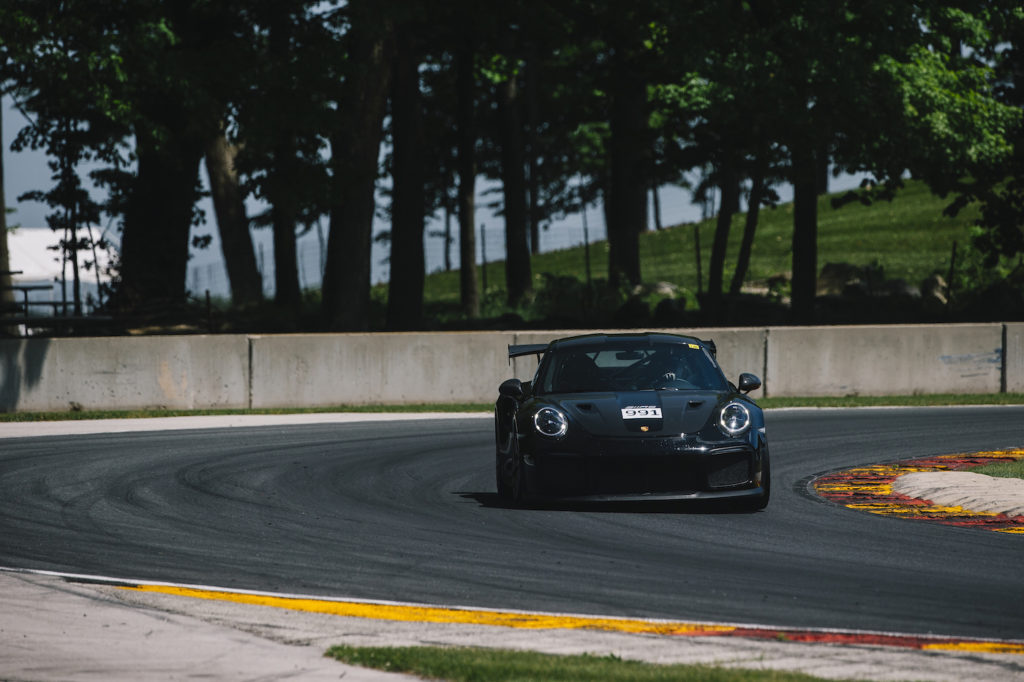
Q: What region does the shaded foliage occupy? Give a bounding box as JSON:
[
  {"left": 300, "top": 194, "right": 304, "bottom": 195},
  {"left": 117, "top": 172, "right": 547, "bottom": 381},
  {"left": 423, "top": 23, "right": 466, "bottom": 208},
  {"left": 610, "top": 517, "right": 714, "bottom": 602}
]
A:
[{"left": 0, "top": 0, "right": 1020, "bottom": 332}]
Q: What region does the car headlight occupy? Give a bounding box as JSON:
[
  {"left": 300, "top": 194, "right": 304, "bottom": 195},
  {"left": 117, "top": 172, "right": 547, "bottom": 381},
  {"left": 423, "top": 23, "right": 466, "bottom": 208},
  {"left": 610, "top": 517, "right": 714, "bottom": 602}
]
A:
[
  {"left": 718, "top": 402, "right": 751, "bottom": 436},
  {"left": 534, "top": 407, "right": 568, "bottom": 438}
]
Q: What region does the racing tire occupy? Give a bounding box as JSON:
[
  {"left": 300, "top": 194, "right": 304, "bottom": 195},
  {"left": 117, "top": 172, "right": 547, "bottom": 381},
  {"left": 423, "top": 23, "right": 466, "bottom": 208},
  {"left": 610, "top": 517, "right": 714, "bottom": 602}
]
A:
[
  {"left": 495, "top": 437, "right": 526, "bottom": 505},
  {"left": 737, "top": 450, "right": 771, "bottom": 512},
  {"left": 496, "top": 446, "right": 512, "bottom": 500}
]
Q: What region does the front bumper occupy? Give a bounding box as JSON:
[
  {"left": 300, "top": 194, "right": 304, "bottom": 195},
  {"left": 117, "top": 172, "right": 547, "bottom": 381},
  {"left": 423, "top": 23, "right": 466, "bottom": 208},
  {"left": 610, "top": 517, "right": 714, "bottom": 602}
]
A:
[{"left": 520, "top": 433, "right": 767, "bottom": 502}]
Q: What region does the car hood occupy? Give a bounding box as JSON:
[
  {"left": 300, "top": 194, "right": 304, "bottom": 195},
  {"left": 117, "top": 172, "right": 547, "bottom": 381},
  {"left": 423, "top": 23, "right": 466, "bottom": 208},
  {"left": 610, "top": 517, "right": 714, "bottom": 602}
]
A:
[{"left": 552, "top": 391, "right": 722, "bottom": 437}]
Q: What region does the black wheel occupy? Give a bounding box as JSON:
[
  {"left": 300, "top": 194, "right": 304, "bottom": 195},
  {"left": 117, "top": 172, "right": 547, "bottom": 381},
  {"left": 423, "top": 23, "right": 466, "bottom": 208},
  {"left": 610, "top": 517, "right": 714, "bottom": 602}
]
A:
[
  {"left": 496, "top": 446, "right": 512, "bottom": 500},
  {"left": 495, "top": 435, "right": 525, "bottom": 505},
  {"left": 737, "top": 449, "right": 771, "bottom": 511}
]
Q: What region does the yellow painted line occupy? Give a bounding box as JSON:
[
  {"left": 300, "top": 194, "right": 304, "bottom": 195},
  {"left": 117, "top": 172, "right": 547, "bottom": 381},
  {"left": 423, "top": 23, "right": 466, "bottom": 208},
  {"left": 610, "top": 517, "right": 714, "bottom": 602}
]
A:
[
  {"left": 817, "top": 483, "right": 892, "bottom": 493},
  {"left": 848, "top": 503, "right": 1001, "bottom": 517},
  {"left": 968, "top": 450, "right": 1024, "bottom": 459},
  {"left": 924, "top": 641, "right": 1024, "bottom": 655},
  {"left": 121, "top": 584, "right": 736, "bottom": 636}
]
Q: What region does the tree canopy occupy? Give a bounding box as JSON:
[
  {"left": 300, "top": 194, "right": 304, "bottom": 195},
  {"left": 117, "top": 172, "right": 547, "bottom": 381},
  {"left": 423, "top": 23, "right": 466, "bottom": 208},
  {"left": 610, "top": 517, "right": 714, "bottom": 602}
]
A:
[{"left": 1, "top": 0, "right": 1020, "bottom": 329}]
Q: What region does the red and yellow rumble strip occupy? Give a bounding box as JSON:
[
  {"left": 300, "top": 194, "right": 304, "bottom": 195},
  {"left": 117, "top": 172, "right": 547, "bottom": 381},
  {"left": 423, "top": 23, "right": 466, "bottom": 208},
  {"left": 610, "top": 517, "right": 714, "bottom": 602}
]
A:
[
  {"left": 121, "top": 583, "right": 1024, "bottom": 654},
  {"left": 813, "top": 448, "right": 1024, "bottom": 533}
]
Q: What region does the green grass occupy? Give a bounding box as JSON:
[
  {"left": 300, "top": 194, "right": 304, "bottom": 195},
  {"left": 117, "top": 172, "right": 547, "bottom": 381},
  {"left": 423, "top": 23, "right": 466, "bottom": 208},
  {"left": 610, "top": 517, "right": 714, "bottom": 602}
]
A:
[
  {"left": 412, "top": 179, "right": 977, "bottom": 317},
  {"left": 2, "top": 394, "right": 1021, "bottom": 422},
  {"left": 969, "top": 458, "right": 1024, "bottom": 481},
  {"left": 326, "top": 645, "right": 855, "bottom": 682}
]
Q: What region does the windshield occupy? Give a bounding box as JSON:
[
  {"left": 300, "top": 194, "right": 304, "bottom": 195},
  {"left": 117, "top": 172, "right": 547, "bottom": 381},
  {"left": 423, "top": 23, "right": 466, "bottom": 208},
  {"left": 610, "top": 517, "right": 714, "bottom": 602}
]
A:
[{"left": 536, "top": 340, "right": 729, "bottom": 394}]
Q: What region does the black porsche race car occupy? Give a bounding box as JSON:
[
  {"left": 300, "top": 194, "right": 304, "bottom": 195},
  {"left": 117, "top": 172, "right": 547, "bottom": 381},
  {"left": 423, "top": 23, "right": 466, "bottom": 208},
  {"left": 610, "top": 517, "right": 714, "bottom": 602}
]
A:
[{"left": 494, "top": 332, "right": 769, "bottom": 509}]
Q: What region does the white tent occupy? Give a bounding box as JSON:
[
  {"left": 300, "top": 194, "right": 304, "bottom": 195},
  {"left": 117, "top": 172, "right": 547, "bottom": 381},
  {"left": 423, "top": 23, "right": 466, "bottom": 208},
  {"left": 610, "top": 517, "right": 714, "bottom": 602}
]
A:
[{"left": 7, "top": 226, "right": 116, "bottom": 284}]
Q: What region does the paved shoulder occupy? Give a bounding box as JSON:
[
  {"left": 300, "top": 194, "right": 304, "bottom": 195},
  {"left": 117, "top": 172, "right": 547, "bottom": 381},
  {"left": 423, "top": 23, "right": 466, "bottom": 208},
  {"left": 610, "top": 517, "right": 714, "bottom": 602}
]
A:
[
  {"left": 0, "top": 570, "right": 414, "bottom": 682},
  {"left": 0, "top": 412, "right": 491, "bottom": 439}
]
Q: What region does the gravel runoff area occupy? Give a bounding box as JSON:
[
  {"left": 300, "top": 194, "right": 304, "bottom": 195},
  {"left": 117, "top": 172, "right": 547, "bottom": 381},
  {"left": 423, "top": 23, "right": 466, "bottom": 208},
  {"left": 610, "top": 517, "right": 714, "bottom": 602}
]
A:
[{"left": 2, "top": 413, "right": 1023, "bottom": 682}]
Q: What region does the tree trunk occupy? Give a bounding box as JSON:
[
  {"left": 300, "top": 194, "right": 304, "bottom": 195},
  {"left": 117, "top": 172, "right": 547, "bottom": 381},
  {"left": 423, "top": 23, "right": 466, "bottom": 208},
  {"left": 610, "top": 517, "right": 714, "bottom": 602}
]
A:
[
  {"left": 525, "top": 43, "right": 541, "bottom": 256},
  {"left": 816, "top": 140, "right": 830, "bottom": 195},
  {"left": 693, "top": 222, "right": 703, "bottom": 295},
  {"left": 271, "top": 196, "right": 300, "bottom": 307},
  {"left": 708, "top": 161, "right": 740, "bottom": 304},
  {"left": 651, "top": 183, "right": 662, "bottom": 231},
  {"left": 205, "top": 131, "right": 263, "bottom": 306},
  {"left": 606, "top": 58, "right": 647, "bottom": 287},
  {"left": 498, "top": 73, "right": 532, "bottom": 308},
  {"left": 443, "top": 205, "right": 453, "bottom": 272},
  {"left": 386, "top": 24, "right": 425, "bottom": 330},
  {"left": 0, "top": 107, "right": 14, "bottom": 313},
  {"left": 322, "top": 19, "right": 393, "bottom": 331},
  {"left": 119, "top": 127, "right": 204, "bottom": 308},
  {"left": 790, "top": 142, "right": 818, "bottom": 322},
  {"left": 268, "top": 16, "right": 301, "bottom": 310},
  {"left": 729, "top": 161, "right": 765, "bottom": 296},
  {"left": 456, "top": 43, "right": 479, "bottom": 318}
]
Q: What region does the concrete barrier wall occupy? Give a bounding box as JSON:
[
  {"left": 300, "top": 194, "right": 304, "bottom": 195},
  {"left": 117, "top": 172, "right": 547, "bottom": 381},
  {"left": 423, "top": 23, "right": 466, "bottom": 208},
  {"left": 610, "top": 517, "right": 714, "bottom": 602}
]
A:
[
  {"left": 249, "top": 332, "right": 513, "bottom": 407},
  {"left": 248, "top": 330, "right": 748, "bottom": 406},
  {"left": 1007, "top": 323, "right": 1024, "bottom": 394},
  {"left": 0, "top": 335, "right": 249, "bottom": 412},
  {"left": 765, "top": 324, "right": 1004, "bottom": 397},
  {"left": 1, "top": 324, "right": 1021, "bottom": 412}
]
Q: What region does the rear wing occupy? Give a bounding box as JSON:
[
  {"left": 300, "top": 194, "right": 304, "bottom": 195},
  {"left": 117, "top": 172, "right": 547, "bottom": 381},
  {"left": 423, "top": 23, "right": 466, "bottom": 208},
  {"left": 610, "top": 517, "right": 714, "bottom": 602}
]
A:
[
  {"left": 508, "top": 343, "right": 548, "bottom": 365},
  {"left": 507, "top": 338, "right": 715, "bottom": 363}
]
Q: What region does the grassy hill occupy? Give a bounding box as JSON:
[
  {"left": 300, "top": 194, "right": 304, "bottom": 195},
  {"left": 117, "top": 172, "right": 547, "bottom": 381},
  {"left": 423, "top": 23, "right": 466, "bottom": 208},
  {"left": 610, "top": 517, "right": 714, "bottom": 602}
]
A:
[{"left": 398, "top": 179, "right": 982, "bottom": 328}]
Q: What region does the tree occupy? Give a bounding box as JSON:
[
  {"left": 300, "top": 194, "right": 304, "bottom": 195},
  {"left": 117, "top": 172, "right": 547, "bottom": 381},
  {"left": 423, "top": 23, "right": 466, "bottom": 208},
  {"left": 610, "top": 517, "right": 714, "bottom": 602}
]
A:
[
  {"left": 917, "top": 2, "right": 1024, "bottom": 268},
  {"left": 3, "top": 0, "right": 1017, "bottom": 333},
  {"left": 0, "top": 13, "right": 20, "bottom": 316},
  {"left": 115, "top": 2, "right": 248, "bottom": 309},
  {"left": 730, "top": 146, "right": 779, "bottom": 296},
  {"left": 496, "top": 60, "right": 533, "bottom": 308},
  {"left": 604, "top": 11, "right": 652, "bottom": 288},
  {"left": 204, "top": 129, "right": 263, "bottom": 306},
  {"left": 322, "top": 5, "right": 393, "bottom": 331},
  {"left": 3, "top": 2, "right": 123, "bottom": 316},
  {"left": 0, "top": 104, "right": 12, "bottom": 315},
  {"left": 231, "top": 1, "right": 339, "bottom": 312},
  {"left": 454, "top": 40, "right": 479, "bottom": 318},
  {"left": 656, "top": 3, "right": 782, "bottom": 306},
  {"left": 386, "top": 18, "right": 426, "bottom": 330},
  {"left": 764, "top": 2, "right": 1018, "bottom": 321}
]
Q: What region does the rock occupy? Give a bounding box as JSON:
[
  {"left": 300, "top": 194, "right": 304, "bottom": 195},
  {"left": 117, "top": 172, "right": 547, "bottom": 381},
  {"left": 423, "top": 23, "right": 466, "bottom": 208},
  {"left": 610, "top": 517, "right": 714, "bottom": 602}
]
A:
[
  {"left": 921, "top": 274, "right": 948, "bottom": 305},
  {"left": 880, "top": 278, "right": 920, "bottom": 298},
  {"left": 818, "top": 262, "right": 864, "bottom": 296},
  {"left": 632, "top": 281, "right": 680, "bottom": 298}
]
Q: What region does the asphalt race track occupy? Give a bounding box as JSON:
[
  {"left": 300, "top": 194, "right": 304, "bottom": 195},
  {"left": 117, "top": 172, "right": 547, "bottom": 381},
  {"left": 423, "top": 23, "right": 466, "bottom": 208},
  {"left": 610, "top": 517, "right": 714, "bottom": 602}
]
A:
[{"left": 1, "top": 407, "right": 1022, "bottom": 641}]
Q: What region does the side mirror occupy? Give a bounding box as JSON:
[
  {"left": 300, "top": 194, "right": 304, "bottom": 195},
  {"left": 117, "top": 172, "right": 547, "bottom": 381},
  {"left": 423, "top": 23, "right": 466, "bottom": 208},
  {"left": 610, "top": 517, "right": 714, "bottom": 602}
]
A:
[
  {"left": 738, "top": 373, "right": 761, "bottom": 394},
  {"left": 499, "top": 378, "right": 525, "bottom": 400}
]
